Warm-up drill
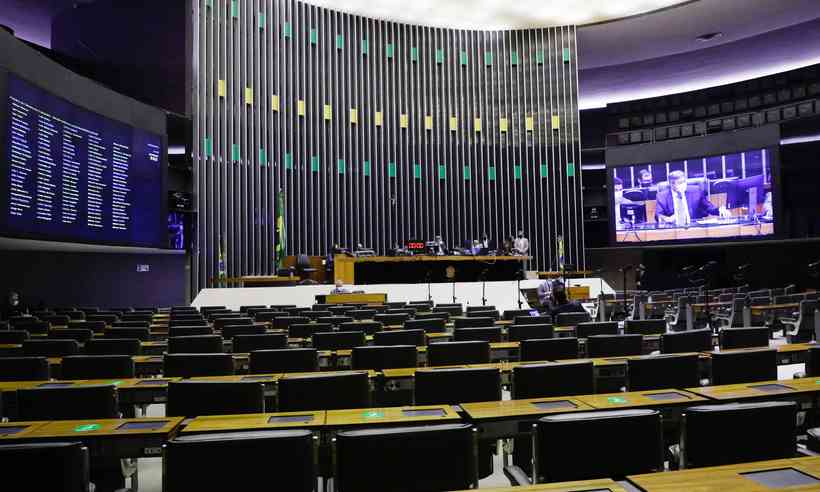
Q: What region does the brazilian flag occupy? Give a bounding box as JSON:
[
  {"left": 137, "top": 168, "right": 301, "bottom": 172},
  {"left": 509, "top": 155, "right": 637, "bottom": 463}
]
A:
[{"left": 274, "top": 190, "right": 286, "bottom": 271}]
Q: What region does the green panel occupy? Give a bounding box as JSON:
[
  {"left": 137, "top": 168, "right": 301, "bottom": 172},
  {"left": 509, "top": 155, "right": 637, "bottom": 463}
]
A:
[
  {"left": 336, "top": 34, "right": 344, "bottom": 49},
  {"left": 540, "top": 164, "right": 548, "bottom": 178},
  {"left": 337, "top": 158, "right": 345, "bottom": 174},
  {"left": 410, "top": 47, "right": 418, "bottom": 62},
  {"left": 510, "top": 50, "right": 519, "bottom": 66},
  {"left": 484, "top": 52, "right": 493, "bottom": 66},
  {"left": 311, "top": 155, "right": 320, "bottom": 172},
  {"left": 309, "top": 28, "right": 318, "bottom": 45},
  {"left": 361, "top": 39, "right": 369, "bottom": 55},
  {"left": 258, "top": 13, "right": 265, "bottom": 29},
  {"left": 567, "top": 162, "right": 576, "bottom": 177},
  {"left": 514, "top": 165, "right": 522, "bottom": 180},
  {"left": 435, "top": 49, "right": 444, "bottom": 64},
  {"left": 205, "top": 0, "right": 212, "bottom": 8},
  {"left": 363, "top": 160, "right": 371, "bottom": 177},
  {"left": 231, "top": 144, "right": 240, "bottom": 162},
  {"left": 438, "top": 165, "right": 446, "bottom": 180},
  {"left": 283, "top": 22, "right": 292, "bottom": 38},
  {"left": 259, "top": 148, "right": 267, "bottom": 165},
  {"left": 563, "top": 47, "right": 571, "bottom": 62},
  {"left": 230, "top": 0, "right": 238, "bottom": 18},
  {"left": 387, "top": 162, "right": 397, "bottom": 178},
  {"left": 386, "top": 43, "right": 394, "bottom": 59},
  {"left": 284, "top": 153, "right": 293, "bottom": 169},
  {"left": 488, "top": 165, "right": 496, "bottom": 181},
  {"left": 459, "top": 51, "right": 468, "bottom": 66},
  {"left": 463, "top": 165, "right": 471, "bottom": 180},
  {"left": 413, "top": 163, "right": 421, "bottom": 179},
  {"left": 204, "top": 137, "right": 212, "bottom": 157},
  {"left": 535, "top": 50, "right": 544, "bottom": 64}
]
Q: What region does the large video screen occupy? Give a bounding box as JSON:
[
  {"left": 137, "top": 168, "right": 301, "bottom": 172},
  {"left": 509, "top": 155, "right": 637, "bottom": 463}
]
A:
[
  {"left": 611, "top": 147, "right": 776, "bottom": 244},
  {"left": 1, "top": 74, "right": 164, "bottom": 247}
]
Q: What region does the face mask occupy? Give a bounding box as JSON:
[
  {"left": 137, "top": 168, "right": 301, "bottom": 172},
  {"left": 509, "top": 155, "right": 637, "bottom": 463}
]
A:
[
  {"left": 615, "top": 191, "right": 623, "bottom": 202},
  {"left": 11, "top": 299, "right": 18, "bottom": 306},
  {"left": 674, "top": 182, "right": 687, "bottom": 194}
]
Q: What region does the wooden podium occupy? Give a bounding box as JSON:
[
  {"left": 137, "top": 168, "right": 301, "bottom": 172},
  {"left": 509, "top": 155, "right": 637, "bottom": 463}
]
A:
[{"left": 317, "top": 293, "right": 388, "bottom": 304}]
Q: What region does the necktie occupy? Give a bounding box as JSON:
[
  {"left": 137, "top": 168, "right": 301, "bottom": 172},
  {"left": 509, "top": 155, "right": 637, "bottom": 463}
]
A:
[{"left": 675, "top": 192, "right": 688, "bottom": 226}]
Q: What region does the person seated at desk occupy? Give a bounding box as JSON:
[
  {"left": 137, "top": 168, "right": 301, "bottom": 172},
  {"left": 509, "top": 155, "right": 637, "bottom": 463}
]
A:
[
  {"left": 513, "top": 230, "right": 529, "bottom": 256},
  {"left": 550, "top": 289, "right": 586, "bottom": 319},
  {"left": 432, "top": 235, "right": 446, "bottom": 256},
  {"left": 1, "top": 291, "right": 28, "bottom": 320},
  {"left": 613, "top": 177, "right": 637, "bottom": 229},
  {"left": 656, "top": 171, "right": 730, "bottom": 226},
  {"left": 330, "top": 280, "right": 349, "bottom": 295},
  {"left": 537, "top": 279, "right": 563, "bottom": 311}
]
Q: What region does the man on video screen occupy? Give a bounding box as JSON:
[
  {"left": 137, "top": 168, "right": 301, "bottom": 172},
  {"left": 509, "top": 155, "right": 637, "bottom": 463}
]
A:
[{"left": 656, "top": 171, "right": 730, "bottom": 226}]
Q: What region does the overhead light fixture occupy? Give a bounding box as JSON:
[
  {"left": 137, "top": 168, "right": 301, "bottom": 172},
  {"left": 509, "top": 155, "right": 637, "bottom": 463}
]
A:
[{"left": 696, "top": 32, "right": 724, "bottom": 42}]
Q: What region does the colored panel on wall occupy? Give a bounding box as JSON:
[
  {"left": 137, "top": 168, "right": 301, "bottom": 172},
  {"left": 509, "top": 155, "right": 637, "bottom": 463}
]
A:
[
  {"left": 463, "top": 166, "right": 471, "bottom": 180},
  {"left": 540, "top": 164, "right": 548, "bottom": 177},
  {"left": 449, "top": 116, "right": 458, "bottom": 131},
  {"left": 488, "top": 165, "right": 496, "bottom": 181},
  {"left": 309, "top": 28, "right": 318, "bottom": 44},
  {"left": 231, "top": 144, "right": 240, "bottom": 162},
  {"left": 424, "top": 115, "right": 433, "bottom": 130},
  {"left": 435, "top": 49, "right": 444, "bottom": 64},
  {"left": 510, "top": 50, "right": 519, "bottom": 66},
  {"left": 386, "top": 43, "right": 394, "bottom": 58},
  {"left": 399, "top": 114, "right": 408, "bottom": 128},
  {"left": 525, "top": 116, "right": 534, "bottom": 131},
  {"left": 459, "top": 51, "right": 468, "bottom": 66},
  {"left": 244, "top": 87, "right": 253, "bottom": 105},
  {"left": 271, "top": 94, "right": 280, "bottom": 111},
  {"left": 567, "top": 162, "right": 575, "bottom": 177},
  {"left": 474, "top": 118, "right": 481, "bottom": 133},
  {"left": 375, "top": 111, "right": 383, "bottom": 126},
  {"left": 551, "top": 115, "right": 560, "bottom": 129},
  {"left": 217, "top": 79, "right": 226, "bottom": 97},
  {"left": 337, "top": 159, "right": 345, "bottom": 174},
  {"left": 387, "top": 162, "right": 397, "bottom": 177},
  {"left": 283, "top": 21, "right": 292, "bottom": 38},
  {"left": 562, "top": 47, "right": 571, "bottom": 62},
  {"left": 361, "top": 39, "right": 368, "bottom": 55},
  {"left": 324, "top": 104, "right": 332, "bottom": 120},
  {"left": 410, "top": 46, "right": 418, "bottom": 62},
  {"left": 514, "top": 165, "right": 522, "bottom": 180},
  {"left": 204, "top": 137, "right": 212, "bottom": 157},
  {"left": 311, "top": 156, "right": 320, "bottom": 172},
  {"left": 535, "top": 50, "right": 544, "bottom": 64},
  {"left": 438, "top": 165, "right": 446, "bottom": 180},
  {"left": 230, "top": 0, "right": 238, "bottom": 18},
  {"left": 484, "top": 52, "right": 493, "bottom": 66},
  {"left": 499, "top": 118, "right": 508, "bottom": 133},
  {"left": 258, "top": 13, "right": 266, "bottom": 29},
  {"left": 336, "top": 34, "right": 344, "bottom": 49},
  {"left": 297, "top": 100, "right": 305, "bottom": 116},
  {"left": 363, "top": 160, "right": 371, "bottom": 176},
  {"left": 413, "top": 163, "right": 421, "bottom": 179},
  {"left": 259, "top": 148, "right": 267, "bottom": 165},
  {"left": 349, "top": 108, "right": 358, "bottom": 124},
  {"left": 284, "top": 152, "right": 293, "bottom": 169}
]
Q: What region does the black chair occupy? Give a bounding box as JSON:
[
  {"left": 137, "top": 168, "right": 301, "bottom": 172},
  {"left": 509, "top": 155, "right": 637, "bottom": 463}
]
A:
[
  {"left": 87, "top": 314, "right": 118, "bottom": 326},
  {"left": 0, "top": 357, "right": 49, "bottom": 381},
  {"left": 711, "top": 348, "right": 777, "bottom": 385},
  {"left": 404, "top": 318, "right": 445, "bottom": 333},
  {"left": 415, "top": 311, "right": 449, "bottom": 321},
  {"left": 427, "top": 341, "right": 490, "bottom": 366},
  {"left": 239, "top": 305, "right": 267, "bottom": 314},
  {"left": 348, "top": 309, "right": 377, "bottom": 321},
  {"left": 214, "top": 317, "right": 253, "bottom": 331},
  {"left": 164, "top": 430, "right": 316, "bottom": 492},
  {"left": 278, "top": 372, "right": 370, "bottom": 411},
  {"left": 289, "top": 323, "right": 333, "bottom": 339},
  {"left": 453, "top": 317, "right": 494, "bottom": 329},
  {"left": 627, "top": 354, "right": 700, "bottom": 391},
  {"left": 61, "top": 355, "right": 135, "bottom": 380},
  {"left": 415, "top": 367, "right": 501, "bottom": 406},
  {"left": 783, "top": 300, "right": 817, "bottom": 343},
  {"left": 374, "top": 313, "right": 410, "bottom": 326},
  {"left": 466, "top": 309, "right": 499, "bottom": 320},
  {"left": 453, "top": 327, "right": 502, "bottom": 343},
  {"left": 104, "top": 327, "right": 151, "bottom": 341},
  {"left": 624, "top": 319, "right": 667, "bottom": 335},
  {"left": 334, "top": 423, "right": 478, "bottom": 492},
  {"left": 16, "top": 384, "right": 119, "bottom": 421},
  {"left": 48, "top": 329, "right": 94, "bottom": 344},
  {"left": 520, "top": 338, "right": 580, "bottom": 361},
  {"left": 163, "top": 353, "right": 234, "bottom": 378},
  {"left": 508, "top": 324, "right": 553, "bottom": 342},
  {"left": 42, "top": 315, "right": 70, "bottom": 326},
  {"left": 249, "top": 348, "right": 318, "bottom": 374},
  {"left": 555, "top": 312, "right": 591, "bottom": 326},
  {"left": 304, "top": 310, "right": 332, "bottom": 321},
  {"left": 317, "top": 316, "right": 355, "bottom": 327},
  {"left": 372, "top": 329, "right": 426, "bottom": 347},
  {"left": 15, "top": 320, "right": 49, "bottom": 335},
  {"left": 67, "top": 320, "right": 106, "bottom": 334},
  {"left": 168, "top": 326, "right": 214, "bottom": 337},
  {"left": 512, "top": 361, "right": 594, "bottom": 399},
  {"left": 0, "top": 330, "right": 29, "bottom": 344},
  {"left": 166, "top": 381, "right": 265, "bottom": 417},
  {"left": 660, "top": 329, "right": 713, "bottom": 354},
  {"left": 575, "top": 321, "right": 618, "bottom": 338},
  {"left": 586, "top": 334, "right": 643, "bottom": 358},
  {"left": 22, "top": 339, "right": 79, "bottom": 357},
  {"left": 505, "top": 309, "right": 534, "bottom": 320},
  {"left": 167, "top": 335, "right": 224, "bottom": 354},
  {"left": 112, "top": 320, "right": 149, "bottom": 329},
  {"left": 296, "top": 253, "right": 317, "bottom": 279},
  {"left": 233, "top": 333, "right": 288, "bottom": 353},
  {"left": 805, "top": 346, "right": 820, "bottom": 377},
  {"left": 680, "top": 401, "right": 796, "bottom": 468},
  {"left": 206, "top": 312, "right": 240, "bottom": 323},
  {"left": 0, "top": 442, "right": 90, "bottom": 492},
  {"left": 254, "top": 311, "right": 286, "bottom": 324},
  {"left": 533, "top": 409, "right": 663, "bottom": 483},
  {"left": 221, "top": 324, "right": 267, "bottom": 340},
  {"left": 273, "top": 316, "right": 310, "bottom": 331},
  {"left": 352, "top": 345, "right": 417, "bottom": 370},
  {"left": 84, "top": 338, "right": 141, "bottom": 356},
  {"left": 719, "top": 327, "right": 770, "bottom": 349},
  {"left": 168, "top": 319, "right": 208, "bottom": 329},
  {"left": 433, "top": 305, "right": 463, "bottom": 316},
  {"left": 340, "top": 321, "right": 383, "bottom": 335},
  {"left": 312, "top": 331, "right": 366, "bottom": 351}
]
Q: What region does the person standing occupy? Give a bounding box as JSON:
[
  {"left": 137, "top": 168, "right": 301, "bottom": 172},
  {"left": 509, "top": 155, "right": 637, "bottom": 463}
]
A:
[
  {"left": 513, "top": 230, "right": 529, "bottom": 255},
  {"left": 330, "top": 279, "right": 349, "bottom": 294}
]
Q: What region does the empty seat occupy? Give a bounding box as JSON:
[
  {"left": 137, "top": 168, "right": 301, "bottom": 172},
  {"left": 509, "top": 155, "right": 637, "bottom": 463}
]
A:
[
  {"left": 340, "top": 321, "right": 383, "bottom": 335},
  {"left": 163, "top": 353, "right": 234, "bottom": 378},
  {"left": 805, "top": 346, "right": 820, "bottom": 377},
  {"left": 415, "top": 367, "right": 501, "bottom": 406},
  {"left": 304, "top": 310, "right": 332, "bottom": 321},
  {"left": 719, "top": 327, "right": 770, "bottom": 350},
  {"left": 317, "top": 316, "right": 354, "bottom": 327},
  {"left": 249, "top": 348, "right": 318, "bottom": 374},
  {"left": 42, "top": 315, "right": 70, "bottom": 326},
  {"left": 48, "top": 328, "right": 94, "bottom": 344},
  {"left": 254, "top": 311, "right": 286, "bottom": 323},
  {"left": 404, "top": 318, "right": 446, "bottom": 333},
  {"left": 14, "top": 320, "right": 49, "bottom": 335},
  {"left": 168, "top": 326, "right": 214, "bottom": 337},
  {"left": 352, "top": 345, "right": 417, "bottom": 370},
  {"left": 513, "top": 315, "right": 552, "bottom": 326},
  {"left": 164, "top": 430, "right": 316, "bottom": 492},
  {"left": 534, "top": 409, "right": 663, "bottom": 483},
  {"left": 575, "top": 321, "right": 618, "bottom": 338},
  {"left": 239, "top": 305, "right": 267, "bottom": 313},
  {"left": 466, "top": 309, "right": 499, "bottom": 320},
  {"left": 112, "top": 320, "right": 149, "bottom": 329},
  {"left": 453, "top": 317, "right": 494, "bottom": 329},
  {"left": 278, "top": 372, "right": 370, "bottom": 411},
  {"left": 104, "top": 327, "right": 150, "bottom": 341},
  {"left": 711, "top": 348, "right": 777, "bottom": 385},
  {"left": 86, "top": 314, "right": 118, "bottom": 325},
  {"left": 415, "top": 311, "right": 450, "bottom": 321},
  {"left": 433, "top": 305, "right": 463, "bottom": 316},
  {"left": 508, "top": 324, "right": 554, "bottom": 342},
  {"left": 288, "top": 323, "right": 333, "bottom": 339},
  {"left": 273, "top": 316, "right": 310, "bottom": 331},
  {"left": 372, "top": 329, "right": 426, "bottom": 347},
  {"left": 16, "top": 384, "right": 119, "bottom": 421},
  {"left": 512, "top": 361, "right": 594, "bottom": 399},
  {"left": 214, "top": 317, "right": 253, "bottom": 331},
  {"left": 427, "top": 341, "right": 490, "bottom": 366},
  {"left": 505, "top": 309, "right": 534, "bottom": 320},
  {"left": 0, "top": 330, "right": 29, "bottom": 344},
  {"left": 627, "top": 354, "right": 700, "bottom": 391},
  {"left": 232, "top": 333, "right": 288, "bottom": 353},
  {"left": 312, "top": 331, "right": 366, "bottom": 351},
  {"left": 84, "top": 338, "right": 141, "bottom": 356},
  {"left": 335, "top": 424, "right": 478, "bottom": 492},
  {"left": 453, "top": 327, "right": 502, "bottom": 343},
  {"left": 586, "top": 334, "right": 643, "bottom": 358},
  {"left": 0, "top": 442, "right": 90, "bottom": 492},
  {"left": 0, "top": 357, "right": 49, "bottom": 381},
  {"left": 168, "top": 318, "right": 208, "bottom": 328},
  {"left": 166, "top": 381, "right": 265, "bottom": 417},
  {"left": 167, "top": 335, "right": 224, "bottom": 354},
  {"left": 624, "top": 319, "right": 667, "bottom": 335},
  {"left": 22, "top": 339, "right": 79, "bottom": 357},
  {"left": 681, "top": 401, "right": 796, "bottom": 468},
  {"left": 520, "top": 338, "right": 580, "bottom": 361},
  {"left": 221, "top": 324, "right": 267, "bottom": 340},
  {"left": 348, "top": 309, "right": 377, "bottom": 320},
  {"left": 60, "top": 355, "right": 135, "bottom": 380},
  {"left": 660, "top": 329, "right": 713, "bottom": 354},
  {"left": 555, "top": 312, "right": 591, "bottom": 326},
  {"left": 374, "top": 313, "right": 410, "bottom": 326}
]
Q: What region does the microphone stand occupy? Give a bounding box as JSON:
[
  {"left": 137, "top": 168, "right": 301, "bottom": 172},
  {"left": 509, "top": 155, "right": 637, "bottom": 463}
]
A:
[
  {"left": 452, "top": 279, "right": 457, "bottom": 304},
  {"left": 426, "top": 269, "right": 432, "bottom": 303},
  {"left": 516, "top": 269, "right": 524, "bottom": 310},
  {"left": 480, "top": 269, "right": 488, "bottom": 306}
]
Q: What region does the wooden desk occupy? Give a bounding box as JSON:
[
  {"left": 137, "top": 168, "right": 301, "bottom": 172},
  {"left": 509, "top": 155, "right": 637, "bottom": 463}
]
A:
[
  {"left": 452, "top": 478, "right": 627, "bottom": 492},
  {"left": 686, "top": 378, "right": 820, "bottom": 401},
  {"left": 239, "top": 275, "right": 302, "bottom": 287},
  {"left": 749, "top": 303, "right": 800, "bottom": 313},
  {"left": 334, "top": 254, "right": 529, "bottom": 284},
  {"left": 0, "top": 421, "right": 50, "bottom": 440},
  {"left": 325, "top": 405, "right": 460, "bottom": 428},
  {"left": 323, "top": 293, "right": 387, "bottom": 304},
  {"left": 461, "top": 396, "right": 594, "bottom": 421},
  {"left": 576, "top": 389, "right": 708, "bottom": 410},
  {"left": 182, "top": 411, "right": 326, "bottom": 434},
  {"left": 628, "top": 456, "right": 820, "bottom": 491}
]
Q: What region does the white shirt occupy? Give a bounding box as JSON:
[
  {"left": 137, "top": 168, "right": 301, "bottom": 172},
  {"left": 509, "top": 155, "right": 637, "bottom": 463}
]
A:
[
  {"left": 672, "top": 189, "right": 691, "bottom": 226},
  {"left": 513, "top": 237, "right": 529, "bottom": 254}
]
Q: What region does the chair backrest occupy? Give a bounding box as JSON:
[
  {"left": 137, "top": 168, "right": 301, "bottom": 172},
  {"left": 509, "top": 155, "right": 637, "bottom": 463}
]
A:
[
  {"left": 627, "top": 354, "right": 700, "bottom": 391},
  {"left": 514, "top": 315, "right": 553, "bottom": 326},
  {"left": 0, "top": 442, "right": 90, "bottom": 492},
  {"left": 467, "top": 305, "right": 496, "bottom": 312},
  {"left": 168, "top": 326, "right": 214, "bottom": 337},
  {"left": 586, "top": 334, "right": 643, "bottom": 358},
  {"left": 86, "top": 314, "right": 118, "bottom": 325},
  {"left": 253, "top": 311, "right": 285, "bottom": 323},
  {"left": 163, "top": 353, "right": 235, "bottom": 378},
  {"left": 624, "top": 319, "right": 666, "bottom": 336},
  {"left": 374, "top": 313, "right": 410, "bottom": 326},
  {"left": 453, "top": 317, "right": 494, "bottom": 329},
  {"left": 168, "top": 318, "right": 208, "bottom": 328},
  {"left": 535, "top": 409, "right": 663, "bottom": 482},
  {"left": 372, "top": 329, "right": 426, "bottom": 347},
  {"left": 404, "top": 318, "right": 445, "bottom": 333},
  {"left": 232, "top": 333, "right": 288, "bottom": 353},
  {"left": 304, "top": 310, "right": 333, "bottom": 321},
  {"left": 719, "top": 327, "right": 770, "bottom": 350},
  {"left": 166, "top": 381, "right": 265, "bottom": 417},
  {"left": 386, "top": 308, "right": 417, "bottom": 317},
  {"left": 660, "top": 329, "right": 713, "bottom": 354},
  {"left": 576, "top": 321, "right": 619, "bottom": 339},
  {"left": 433, "top": 305, "right": 463, "bottom": 316},
  {"left": 0, "top": 330, "right": 29, "bottom": 344},
  {"left": 427, "top": 341, "right": 490, "bottom": 366},
  {"left": 335, "top": 424, "right": 477, "bottom": 492},
  {"left": 48, "top": 329, "right": 94, "bottom": 344},
  {"left": 556, "top": 312, "right": 591, "bottom": 326},
  {"left": 60, "top": 355, "right": 136, "bottom": 380},
  {"left": 504, "top": 309, "right": 534, "bottom": 320},
  {"left": 520, "top": 338, "right": 580, "bottom": 361},
  {"left": 214, "top": 317, "right": 254, "bottom": 331},
  {"left": 277, "top": 372, "right": 370, "bottom": 411},
  {"left": 681, "top": 401, "right": 796, "bottom": 468},
  {"left": 239, "top": 305, "right": 267, "bottom": 313},
  {"left": 22, "top": 339, "right": 79, "bottom": 357},
  {"left": 453, "top": 327, "right": 502, "bottom": 343},
  {"left": 0, "top": 357, "right": 49, "bottom": 381},
  {"left": 466, "top": 309, "right": 499, "bottom": 320},
  {"left": 221, "top": 324, "right": 267, "bottom": 340},
  {"left": 273, "top": 316, "right": 310, "bottom": 331},
  {"left": 415, "top": 311, "right": 450, "bottom": 321},
  {"left": 508, "top": 324, "right": 554, "bottom": 342},
  {"left": 348, "top": 309, "right": 377, "bottom": 320},
  {"left": 711, "top": 349, "right": 777, "bottom": 385},
  {"left": 164, "top": 430, "right": 316, "bottom": 492},
  {"left": 340, "top": 321, "right": 383, "bottom": 335},
  {"left": 352, "top": 345, "right": 418, "bottom": 370},
  {"left": 84, "top": 338, "right": 141, "bottom": 356},
  {"left": 415, "top": 367, "right": 501, "bottom": 405},
  {"left": 112, "top": 320, "right": 149, "bottom": 329},
  {"left": 17, "top": 384, "right": 119, "bottom": 421},
  {"left": 42, "top": 315, "right": 69, "bottom": 326},
  {"left": 168, "top": 335, "right": 224, "bottom": 354},
  {"left": 312, "top": 331, "right": 366, "bottom": 351},
  {"left": 512, "top": 361, "right": 594, "bottom": 399},
  {"left": 288, "top": 323, "right": 332, "bottom": 339},
  {"left": 14, "top": 320, "right": 49, "bottom": 335},
  {"left": 104, "top": 327, "right": 151, "bottom": 341},
  {"left": 806, "top": 346, "right": 820, "bottom": 377},
  {"left": 249, "top": 348, "right": 318, "bottom": 374},
  {"left": 317, "top": 316, "right": 355, "bottom": 327},
  {"left": 206, "top": 311, "right": 239, "bottom": 322}
]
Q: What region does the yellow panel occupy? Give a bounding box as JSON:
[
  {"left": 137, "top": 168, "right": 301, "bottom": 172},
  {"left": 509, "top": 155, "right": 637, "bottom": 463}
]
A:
[
  {"left": 217, "top": 79, "right": 226, "bottom": 98},
  {"left": 525, "top": 116, "right": 534, "bottom": 131},
  {"left": 350, "top": 108, "right": 358, "bottom": 124},
  {"left": 375, "top": 111, "right": 383, "bottom": 126},
  {"left": 324, "top": 104, "right": 333, "bottom": 120},
  {"left": 499, "top": 118, "right": 508, "bottom": 132},
  {"left": 271, "top": 94, "right": 280, "bottom": 111},
  {"left": 449, "top": 116, "right": 458, "bottom": 131},
  {"left": 474, "top": 117, "right": 482, "bottom": 133},
  {"left": 400, "top": 114, "right": 409, "bottom": 128},
  {"left": 244, "top": 87, "right": 253, "bottom": 105},
  {"left": 552, "top": 115, "right": 560, "bottom": 129},
  {"left": 424, "top": 115, "right": 433, "bottom": 130},
  {"left": 297, "top": 100, "right": 306, "bottom": 116}
]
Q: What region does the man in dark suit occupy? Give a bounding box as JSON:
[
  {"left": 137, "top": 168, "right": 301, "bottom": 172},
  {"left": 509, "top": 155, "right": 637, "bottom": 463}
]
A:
[{"left": 656, "top": 171, "right": 729, "bottom": 226}]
